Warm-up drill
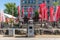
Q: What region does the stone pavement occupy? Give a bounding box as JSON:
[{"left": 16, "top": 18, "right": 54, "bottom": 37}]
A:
[
  {"left": 0, "top": 35, "right": 60, "bottom": 40},
  {"left": 0, "top": 37, "right": 60, "bottom": 40}
]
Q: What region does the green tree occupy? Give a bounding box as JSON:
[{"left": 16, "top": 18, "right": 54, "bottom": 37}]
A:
[
  {"left": 4, "top": 3, "right": 18, "bottom": 17},
  {"left": 33, "top": 11, "right": 39, "bottom": 22},
  {"left": 53, "top": 1, "right": 59, "bottom": 12},
  {"left": 53, "top": 1, "right": 59, "bottom": 6}
]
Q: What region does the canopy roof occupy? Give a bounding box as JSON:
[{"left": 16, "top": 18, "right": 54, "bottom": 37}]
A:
[{"left": 4, "top": 13, "right": 16, "bottom": 19}]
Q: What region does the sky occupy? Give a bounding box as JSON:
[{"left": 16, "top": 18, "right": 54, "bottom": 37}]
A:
[{"left": 0, "top": 0, "right": 20, "bottom": 10}]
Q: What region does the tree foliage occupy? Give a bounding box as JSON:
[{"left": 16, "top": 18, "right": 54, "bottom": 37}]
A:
[
  {"left": 53, "top": 1, "right": 59, "bottom": 6},
  {"left": 4, "top": 3, "right": 18, "bottom": 17},
  {"left": 33, "top": 11, "right": 39, "bottom": 22}
]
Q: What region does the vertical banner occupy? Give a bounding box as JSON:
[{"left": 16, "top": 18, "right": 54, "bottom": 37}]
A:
[
  {"left": 0, "top": 10, "right": 5, "bottom": 22},
  {"left": 39, "top": 2, "right": 46, "bottom": 21},
  {"left": 44, "top": 8, "right": 48, "bottom": 21},
  {"left": 0, "top": 11, "right": 2, "bottom": 22},
  {"left": 49, "top": 6, "right": 54, "bottom": 22},
  {"left": 17, "top": 6, "right": 20, "bottom": 17},
  {"left": 28, "top": 7, "right": 30, "bottom": 18},
  {"left": 22, "top": 7, "right": 24, "bottom": 18},
  {"left": 29, "top": 7, "right": 33, "bottom": 18},
  {"left": 28, "top": 7, "right": 33, "bottom": 19},
  {"left": 2, "top": 10, "right": 5, "bottom": 22},
  {"left": 55, "top": 6, "right": 60, "bottom": 21}
]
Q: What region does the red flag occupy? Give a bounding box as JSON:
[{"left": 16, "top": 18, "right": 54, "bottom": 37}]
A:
[
  {"left": 49, "top": 6, "right": 54, "bottom": 22},
  {"left": 28, "top": 7, "right": 30, "bottom": 18},
  {"left": 0, "top": 13, "right": 2, "bottom": 22},
  {"left": 28, "top": 7, "right": 33, "bottom": 18},
  {"left": 22, "top": 7, "right": 24, "bottom": 17},
  {"left": 39, "top": 3, "right": 46, "bottom": 21},
  {"left": 17, "top": 6, "right": 20, "bottom": 16},
  {"left": 44, "top": 8, "right": 48, "bottom": 20},
  {"left": 55, "top": 6, "right": 60, "bottom": 21},
  {"left": 0, "top": 10, "right": 6, "bottom": 22},
  {"left": 39, "top": 2, "right": 46, "bottom": 9},
  {"left": 29, "top": 7, "right": 33, "bottom": 12}
]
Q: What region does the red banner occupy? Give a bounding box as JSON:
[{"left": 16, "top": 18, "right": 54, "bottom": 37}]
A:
[
  {"left": 44, "top": 8, "right": 48, "bottom": 20},
  {"left": 17, "top": 6, "right": 20, "bottom": 16},
  {"left": 22, "top": 7, "right": 24, "bottom": 17},
  {"left": 49, "top": 6, "right": 54, "bottom": 22},
  {"left": 55, "top": 6, "right": 60, "bottom": 21},
  {"left": 28, "top": 7, "right": 33, "bottom": 18},
  {"left": 28, "top": 7, "right": 30, "bottom": 18},
  {"left": 39, "top": 3, "right": 46, "bottom": 21}
]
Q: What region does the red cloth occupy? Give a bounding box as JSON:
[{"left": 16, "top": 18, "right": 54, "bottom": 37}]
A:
[
  {"left": 22, "top": 7, "right": 24, "bottom": 17},
  {"left": 17, "top": 6, "right": 20, "bottom": 16},
  {"left": 28, "top": 8, "right": 30, "bottom": 18},
  {"left": 49, "top": 6, "right": 54, "bottom": 22},
  {"left": 28, "top": 7, "right": 33, "bottom": 18},
  {"left": 44, "top": 8, "right": 48, "bottom": 20},
  {"left": 55, "top": 6, "right": 60, "bottom": 21},
  {"left": 29, "top": 7, "right": 33, "bottom": 12},
  {"left": 39, "top": 3, "right": 46, "bottom": 21}
]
